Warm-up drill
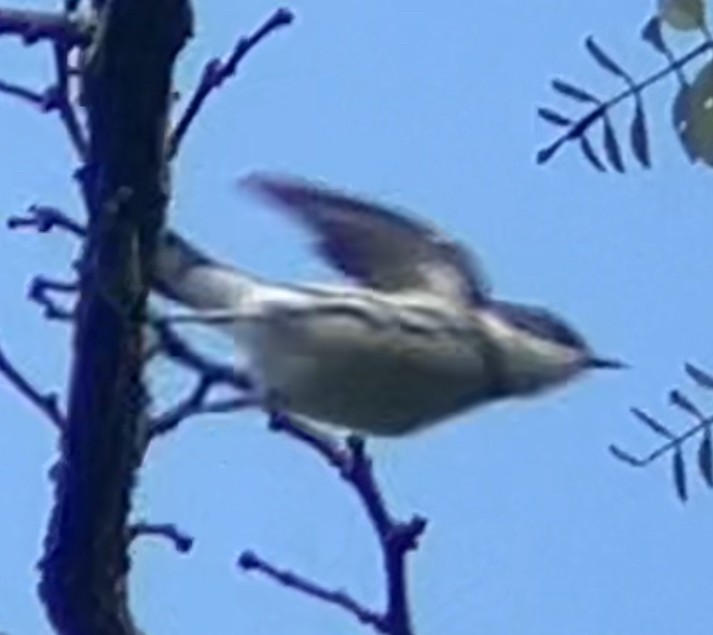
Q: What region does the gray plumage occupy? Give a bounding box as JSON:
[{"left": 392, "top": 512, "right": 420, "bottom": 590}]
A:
[{"left": 153, "top": 174, "right": 623, "bottom": 435}]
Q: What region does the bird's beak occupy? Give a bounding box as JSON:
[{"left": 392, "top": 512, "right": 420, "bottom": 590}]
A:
[{"left": 585, "top": 356, "right": 628, "bottom": 370}]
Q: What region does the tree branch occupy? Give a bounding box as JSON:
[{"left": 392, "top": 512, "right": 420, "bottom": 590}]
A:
[
  {"left": 129, "top": 521, "right": 194, "bottom": 554},
  {"left": 0, "top": 340, "right": 64, "bottom": 427},
  {"left": 239, "top": 414, "right": 425, "bottom": 635},
  {"left": 37, "top": 2, "right": 193, "bottom": 635},
  {"left": 537, "top": 36, "right": 712, "bottom": 168},
  {"left": 29, "top": 276, "right": 78, "bottom": 322},
  {"left": 0, "top": 8, "right": 91, "bottom": 47},
  {"left": 610, "top": 364, "right": 713, "bottom": 501},
  {"left": 152, "top": 320, "right": 252, "bottom": 391},
  {"left": 49, "top": 42, "right": 89, "bottom": 159},
  {"left": 8, "top": 204, "right": 86, "bottom": 237},
  {"left": 149, "top": 374, "right": 255, "bottom": 439},
  {"left": 239, "top": 550, "right": 387, "bottom": 632},
  {"left": 0, "top": 78, "right": 49, "bottom": 107},
  {"left": 168, "top": 7, "right": 293, "bottom": 157}
]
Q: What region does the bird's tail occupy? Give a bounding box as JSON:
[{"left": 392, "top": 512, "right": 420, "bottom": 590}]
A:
[{"left": 153, "top": 231, "right": 254, "bottom": 314}]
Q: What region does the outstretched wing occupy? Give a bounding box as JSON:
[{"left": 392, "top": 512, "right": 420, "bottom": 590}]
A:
[{"left": 242, "top": 173, "right": 490, "bottom": 304}]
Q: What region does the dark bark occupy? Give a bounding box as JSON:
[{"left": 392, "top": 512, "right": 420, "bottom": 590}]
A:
[{"left": 38, "top": 2, "right": 192, "bottom": 634}]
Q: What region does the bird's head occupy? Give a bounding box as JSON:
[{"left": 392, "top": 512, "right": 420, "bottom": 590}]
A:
[{"left": 482, "top": 300, "right": 625, "bottom": 397}]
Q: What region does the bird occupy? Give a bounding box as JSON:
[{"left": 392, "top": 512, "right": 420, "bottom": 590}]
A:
[{"left": 153, "top": 173, "right": 624, "bottom": 436}]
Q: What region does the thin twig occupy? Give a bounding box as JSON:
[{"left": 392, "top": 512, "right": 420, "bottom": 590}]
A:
[
  {"left": 7, "top": 204, "right": 86, "bottom": 237},
  {"left": 0, "top": 340, "right": 64, "bottom": 428},
  {"left": 153, "top": 320, "right": 253, "bottom": 391},
  {"left": 0, "top": 64, "right": 87, "bottom": 161},
  {"left": 340, "top": 436, "right": 424, "bottom": 635},
  {"left": 130, "top": 522, "right": 194, "bottom": 554},
  {"left": 0, "top": 8, "right": 91, "bottom": 47},
  {"left": 248, "top": 413, "right": 425, "bottom": 635},
  {"left": 8, "top": 207, "right": 253, "bottom": 398},
  {"left": 239, "top": 551, "right": 387, "bottom": 632},
  {"left": 169, "top": 7, "right": 294, "bottom": 157},
  {"left": 0, "top": 78, "right": 48, "bottom": 107},
  {"left": 50, "top": 42, "right": 88, "bottom": 159},
  {"left": 269, "top": 410, "right": 347, "bottom": 468},
  {"left": 611, "top": 413, "right": 713, "bottom": 467},
  {"left": 0, "top": 12, "right": 89, "bottom": 179},
  {"left": 29, "top": 276, "right": 78, "bottom": 321},
  {"left": 149, "top": 374, "right": 255, "bottom": 439}
]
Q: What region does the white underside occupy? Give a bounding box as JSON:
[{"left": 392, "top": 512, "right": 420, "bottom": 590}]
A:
[
  {"left": 162, "top": 279, "right": 577, "bottom": 436},
  {"left": 154, "top": 242, "right": 580, "bottom": 435}
]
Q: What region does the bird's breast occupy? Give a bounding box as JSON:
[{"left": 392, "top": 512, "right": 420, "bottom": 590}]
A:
[{"left": 244, "top": 293, "right": 497, "bottom": 435}]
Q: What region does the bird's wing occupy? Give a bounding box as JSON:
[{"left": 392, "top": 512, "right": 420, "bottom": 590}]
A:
[{"left": 241, "top": 173, "right": 490, "bottom": 304}]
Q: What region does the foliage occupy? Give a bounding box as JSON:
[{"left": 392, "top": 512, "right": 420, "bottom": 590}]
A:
[
  {"left": 611, "top": 364, "right": 713, "bottom": 502},
  {"left": 540, "top": 0, "right": 713, "bottom": 502},
  {"left": 537, "top": 0, "right": 713, "bottom": 170}
]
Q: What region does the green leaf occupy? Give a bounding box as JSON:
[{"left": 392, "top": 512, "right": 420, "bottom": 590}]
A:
[
  {"left": 674, "top": 61, "right": 713, "bottom": 166},
  {"left": 585, "top": 37, "right": 632, "bottom": 83},
  {"left": 685, "top": 363, "right": 713, "bottom": 390},
  {"left": 537, "top": 107, "right": 572, "bottom": 126},
  {"left": 669, "top": 389, "right": 703, "bottom": 418},
  {"left": 536, "top": 141, "right": 562, "bottom": 165},
  {"left": 698, "top": 431, "right": 713, "bottom": 487},
  {"left": 672, "top": 83, "right": 698, "bottom": 162},
  {"left": 552, "top": 79, "right": 600, "bottom": 104},
  {"left": 602, "top": 116, "right": 625, "bottom": 172},
  {"left": 609, "top": 444, "right": 643, "bottom": 466},
  {"left": 672, "top": 447, "right": 688, "bottom": 502},
  {"left": 579, "top": 135, "right": 606, "bottom": 171},
  {"left": 658, "top": 0, "right": 707, "bottom": 31},
  {"left": 641, "top": 16, "right": 668, "bottom": 55},
  {"left": 631, "top": 407, "right": 675, "bottom": 439},
  {"left": 630, "top": 100, "right": 651, "bottom": 168}
]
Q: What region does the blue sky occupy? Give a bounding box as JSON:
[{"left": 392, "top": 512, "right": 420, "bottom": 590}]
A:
[{"left": 3, "top": 1, "right": 713, "bottom": 634}]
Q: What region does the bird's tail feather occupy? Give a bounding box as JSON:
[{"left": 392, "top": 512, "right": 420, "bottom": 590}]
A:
[
  {"left": 155, "top": 308, "right": 248, "bottom": 326},
  {"left": 153, "top": 231, "right": 253, "bottom": 312}
]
